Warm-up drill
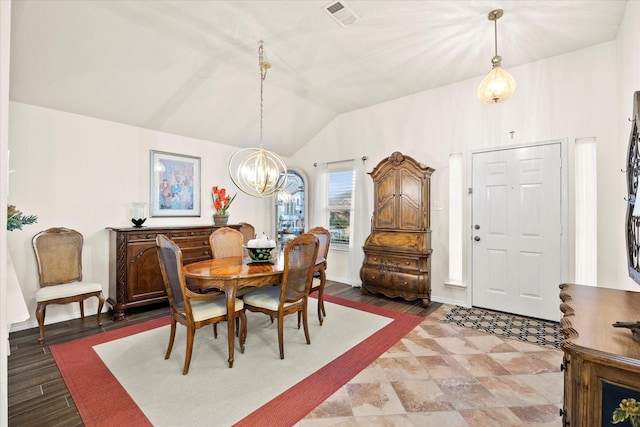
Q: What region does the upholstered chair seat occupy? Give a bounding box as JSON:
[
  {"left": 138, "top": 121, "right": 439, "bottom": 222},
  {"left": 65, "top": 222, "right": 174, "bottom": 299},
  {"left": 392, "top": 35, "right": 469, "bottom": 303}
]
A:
[
  {"left": 35, "top": 281, "right": 103, "bottom": 302},
  {"left": 190, "top": 297, "right": 244, "bottom": 322},
  {"left": 243, "top": 287, "right": 299, "bottom": 311}
]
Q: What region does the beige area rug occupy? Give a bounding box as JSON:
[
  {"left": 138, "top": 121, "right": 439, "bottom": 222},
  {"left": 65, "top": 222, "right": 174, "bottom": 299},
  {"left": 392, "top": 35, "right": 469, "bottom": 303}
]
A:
[{"left": 91, "top": 299, "right": 392, "bottom": 426}]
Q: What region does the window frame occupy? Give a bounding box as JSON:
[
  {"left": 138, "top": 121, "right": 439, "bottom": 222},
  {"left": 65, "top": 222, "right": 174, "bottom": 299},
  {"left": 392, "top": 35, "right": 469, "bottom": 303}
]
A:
[{"left": 325, "top": 160, "right": 355, "bottom": 249}]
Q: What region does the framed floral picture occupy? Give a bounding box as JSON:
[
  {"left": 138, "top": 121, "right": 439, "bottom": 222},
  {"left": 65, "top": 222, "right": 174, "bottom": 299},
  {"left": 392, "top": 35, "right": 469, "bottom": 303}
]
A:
[
  {"left": 604, "top": 381, "right": 640, "bottom": 426},
  {"left": 150, "top": 150, "right": 201, "bottom": 217}
]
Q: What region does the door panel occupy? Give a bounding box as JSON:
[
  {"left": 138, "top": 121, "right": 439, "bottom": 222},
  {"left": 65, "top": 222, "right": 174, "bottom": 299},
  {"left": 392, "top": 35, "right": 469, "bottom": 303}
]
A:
[
  {"left": 519, "top": 251, "right": 543, "bottom": 297},
  {"left": 127, "top": 242, "right": 165, "bottom": 301},
  {"left": 486, "top": 249, "right": 508, "bottom": 293},
  {"left": 399, "top": 170, "right": 423, "bottom": 230},
  {"left": 374, "top": 170, "right": 396, "bottom": 228},
  {"left": 472, "top": 143, "right": 562, "bottom": 321}
]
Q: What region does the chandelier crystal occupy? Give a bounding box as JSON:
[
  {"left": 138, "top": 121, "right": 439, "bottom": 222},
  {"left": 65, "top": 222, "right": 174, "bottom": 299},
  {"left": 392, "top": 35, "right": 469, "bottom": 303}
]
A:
[
  {"left": 477, "top": 9, "right": 516, "bottom": 104},
  {"left": 229, "top": 42, "right": 287, "bottom": 197}
]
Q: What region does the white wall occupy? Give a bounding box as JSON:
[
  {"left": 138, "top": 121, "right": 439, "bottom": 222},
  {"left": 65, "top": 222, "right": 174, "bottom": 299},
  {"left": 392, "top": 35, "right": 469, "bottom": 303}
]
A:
[
  {"left": 290, "top": 1, "right": 640, "bottom": 305},
  {"left": 7, "top": 103, "right": 276, "bottom": 331},
  {"left": 7, "top": 2, "right": 640, "bottom": 329},
  {"left": 1, "top": 1, "right": 12, "bottom": 425}
]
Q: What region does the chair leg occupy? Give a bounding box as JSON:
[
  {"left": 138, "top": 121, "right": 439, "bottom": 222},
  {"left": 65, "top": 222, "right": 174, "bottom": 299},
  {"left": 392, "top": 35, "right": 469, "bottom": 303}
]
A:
[
  {"left": 213, "top": 323, "right": 218, "bottom": 338},
  {"left": 238, "top": 310, "right": 247, "bottom": 354},
  {"left": 318, "top": 273, "right": 327, "bottom": 325},
  {"left": 317, "top": 299, "right": 324, "bottom": 325},
  {"left": 277, "top": 313, "right": 285, "bottom": 359},
  {"left": 79, "top": 300, "right": 85, "bottom": 320},
  {"left": 183, "top": 325, "right": 196, "bottom": 375},
  {"left": 165, "top": 317, "right": 177, "bottom": 360},
  {"left": 36, "top": 302, "right": 46, "bottom": 344},
  {"left": 302, "top": 304, "right": 311, "bottom": 345},
  {"left": 297, "top": 311, "right": 302, "bottom": 329},
  {"left": 96, "top": 293, "right": 105, "bottom": 327}
]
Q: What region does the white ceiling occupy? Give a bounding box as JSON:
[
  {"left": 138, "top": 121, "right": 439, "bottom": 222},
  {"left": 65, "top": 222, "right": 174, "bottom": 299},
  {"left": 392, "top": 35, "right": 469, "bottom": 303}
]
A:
[{"left": 9, "top": 0, "right": 627, "bottom": 156}]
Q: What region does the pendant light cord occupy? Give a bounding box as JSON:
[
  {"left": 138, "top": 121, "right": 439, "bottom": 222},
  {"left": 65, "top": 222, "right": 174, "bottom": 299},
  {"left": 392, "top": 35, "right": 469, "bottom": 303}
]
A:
[
  {"left": 258, "top": 42, "right": 270, "bottom": 150},
  {"left": 489, "top": 10, "right": 503, "bottom": 68},
  {"left": 494, "top": 18, "right": 498, "bottom": 58}
]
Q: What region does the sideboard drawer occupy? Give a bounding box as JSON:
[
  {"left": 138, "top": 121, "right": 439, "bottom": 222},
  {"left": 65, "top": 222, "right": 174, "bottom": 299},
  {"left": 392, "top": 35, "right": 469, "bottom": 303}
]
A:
[
  {"left": 182, "top": 246, "right": 212, "bottom": 262},
  {"left": 170, "top": 229, "right": 213, "bottom": 239},
  {"left": 365, "top": 254, "right": 420, "bottom": 271},
  {"left": 174, "top": 236, "right": 210, "bottom": 249},
  {"left": 360, "top": 266, "right": 428, "bottom": 293},
  {"left": 125, "top": 228, "right": 214, "bottom": 243},
  {"left": 127, "top": 230, "right": 163, "bottom": 242}
]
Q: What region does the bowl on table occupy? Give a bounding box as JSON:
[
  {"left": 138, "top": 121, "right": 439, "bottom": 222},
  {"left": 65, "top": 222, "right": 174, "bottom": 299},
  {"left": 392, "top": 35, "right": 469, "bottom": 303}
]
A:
[{"left": 244, "top": 246, "right": 275, "bottom": 262}]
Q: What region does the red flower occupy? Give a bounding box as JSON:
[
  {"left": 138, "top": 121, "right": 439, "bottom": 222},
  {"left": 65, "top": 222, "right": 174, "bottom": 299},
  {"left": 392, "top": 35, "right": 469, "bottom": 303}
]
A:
[{"left": 212, "top": 186, "right": 236, "bottom": 215}]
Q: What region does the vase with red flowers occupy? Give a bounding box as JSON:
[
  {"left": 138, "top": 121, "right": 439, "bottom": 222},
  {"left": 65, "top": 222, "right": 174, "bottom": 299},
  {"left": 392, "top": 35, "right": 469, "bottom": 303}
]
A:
[{"left": 212, "top": 186, "right": 236, "bottom": 226}]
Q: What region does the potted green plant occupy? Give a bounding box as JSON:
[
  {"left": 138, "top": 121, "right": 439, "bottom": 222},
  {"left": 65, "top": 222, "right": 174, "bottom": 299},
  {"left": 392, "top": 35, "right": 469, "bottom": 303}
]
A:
[{"left": 7, "top": 205, "right": 37, "bottom": 231}]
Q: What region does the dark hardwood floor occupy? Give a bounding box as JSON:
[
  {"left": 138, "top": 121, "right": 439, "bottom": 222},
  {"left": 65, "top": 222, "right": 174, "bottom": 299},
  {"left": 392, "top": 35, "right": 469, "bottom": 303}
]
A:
[{"left": 7, "top": 281, "right": 440, "bottom": 427}]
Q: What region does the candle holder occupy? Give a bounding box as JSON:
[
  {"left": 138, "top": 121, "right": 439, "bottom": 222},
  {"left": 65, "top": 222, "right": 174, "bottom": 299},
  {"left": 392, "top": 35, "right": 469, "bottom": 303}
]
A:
[
  {"left": 131, "top": 218, "right": 146, "bottom": 228},
  {"left": 131, "top": 202, "right": 147, "bottom": 228}
]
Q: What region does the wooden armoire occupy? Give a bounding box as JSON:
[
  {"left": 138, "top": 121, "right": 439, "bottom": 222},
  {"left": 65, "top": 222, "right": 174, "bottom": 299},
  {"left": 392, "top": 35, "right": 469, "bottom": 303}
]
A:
[{"left": 360, "top": 151, "right": 435, "bottom": 307}]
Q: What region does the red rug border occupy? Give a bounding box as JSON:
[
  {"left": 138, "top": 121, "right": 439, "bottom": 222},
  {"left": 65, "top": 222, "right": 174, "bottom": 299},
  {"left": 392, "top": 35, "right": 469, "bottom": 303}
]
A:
[{"left": 51, "top": 295, "right": 424, "bottom": 427}]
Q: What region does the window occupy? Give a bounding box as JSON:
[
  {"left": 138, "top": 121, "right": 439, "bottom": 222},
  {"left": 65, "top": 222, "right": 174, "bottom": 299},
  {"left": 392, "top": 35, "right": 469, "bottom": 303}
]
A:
[
  {"left": 447, "top": 153, "right": 464, "bottom": 287},
  {"left": 575, "top": 137, "right": 597, "bottom": 285},
  {"left": 275, "top": 170, "right": 306, "bottom": 246},
  {"left": 326, "top": 160, "right": 354, "bottom": 247}
]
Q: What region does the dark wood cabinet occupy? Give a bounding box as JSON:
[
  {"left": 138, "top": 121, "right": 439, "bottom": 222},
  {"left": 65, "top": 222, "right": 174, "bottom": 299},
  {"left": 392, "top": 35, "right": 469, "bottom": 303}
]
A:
[
  {"left": 360, "top": 152, "right": 434, "bottom": 307},
  {"left": 559, "top": 283, "right": 640, "bottom": 426},
  {"left": 107, "top": 225, "right": 237, "bottom": 320}
]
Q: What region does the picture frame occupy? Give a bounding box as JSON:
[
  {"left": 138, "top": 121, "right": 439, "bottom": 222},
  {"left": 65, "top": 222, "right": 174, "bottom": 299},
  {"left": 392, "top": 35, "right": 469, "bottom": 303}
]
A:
[
  {"left": 602, "top": 381, "right": 640, "bottom": 425},
  {"left": 150, "top": 150, "right": 201, "bottom": 217}
]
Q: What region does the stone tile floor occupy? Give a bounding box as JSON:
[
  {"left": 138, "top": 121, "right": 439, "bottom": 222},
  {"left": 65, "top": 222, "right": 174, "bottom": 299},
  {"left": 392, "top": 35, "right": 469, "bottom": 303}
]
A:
[{"left": 297, "top": 304, "right": 563, "bottom": 426}]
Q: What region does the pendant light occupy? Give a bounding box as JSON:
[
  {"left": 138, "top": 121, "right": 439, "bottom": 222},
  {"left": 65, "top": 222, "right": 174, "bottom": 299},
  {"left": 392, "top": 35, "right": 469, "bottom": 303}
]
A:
[
  {"left": 228, "top": 41, "right": 287, "bottom": 197},
  {"left": 477, "top": 9, "right": 516, "bottom": 104}
]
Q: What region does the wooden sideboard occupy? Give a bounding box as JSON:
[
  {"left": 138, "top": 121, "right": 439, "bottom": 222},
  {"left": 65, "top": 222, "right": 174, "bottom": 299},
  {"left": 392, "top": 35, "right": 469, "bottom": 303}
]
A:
[
  {"left": 559, "top": 283, "right": 640, "bottom": 426},
  {"left": 360, "top": 152, "right": 435, "bottom": 307},
  {"left": 107, "top": 225, "right": 238, "bottom": 320}
]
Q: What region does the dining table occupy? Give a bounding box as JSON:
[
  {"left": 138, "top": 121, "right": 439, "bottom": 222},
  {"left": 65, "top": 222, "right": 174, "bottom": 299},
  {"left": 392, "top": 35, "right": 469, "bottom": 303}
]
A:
[{"left": 182, "top": 254, "right": 284, "bottom": 368}]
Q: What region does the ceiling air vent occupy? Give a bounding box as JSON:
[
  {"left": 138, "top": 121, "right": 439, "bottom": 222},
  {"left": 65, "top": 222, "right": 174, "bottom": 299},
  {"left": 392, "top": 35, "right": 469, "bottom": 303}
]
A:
[{"left": 324, "top": 1, "right": 359, "bottom": 28}]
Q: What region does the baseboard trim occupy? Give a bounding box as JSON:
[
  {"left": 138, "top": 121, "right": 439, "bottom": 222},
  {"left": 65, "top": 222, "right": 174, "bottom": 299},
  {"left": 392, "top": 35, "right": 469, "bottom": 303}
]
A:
[{"left": 431, "top": 295, "right": 469, "bottom": 307}]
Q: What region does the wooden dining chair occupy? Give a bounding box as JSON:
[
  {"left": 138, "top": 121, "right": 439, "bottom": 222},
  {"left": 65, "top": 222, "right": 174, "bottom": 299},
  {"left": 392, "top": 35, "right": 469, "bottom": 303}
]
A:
[
  {"left": 307, "top": 226, "right": 331, "bottom": 325},
  {"left": 242, "top": 233, "right": 319, "bottom": 359},
  {"left": 209, "top": 227, "right": 243, "bottom": 259},
  {"left": 156, "top": 234, "right": 247, "bottom": 374},
  {"left": 32, "top": 227, "right": 105, "bottom": 344},
  {"left": 238, "top": 222, "right": 256, "bottom": 245}
]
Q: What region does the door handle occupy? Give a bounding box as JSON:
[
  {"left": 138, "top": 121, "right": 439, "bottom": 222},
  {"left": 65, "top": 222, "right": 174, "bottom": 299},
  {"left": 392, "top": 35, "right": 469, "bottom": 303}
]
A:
[{"left": 474, "top": 236, "right": 481, "bottom": 241}]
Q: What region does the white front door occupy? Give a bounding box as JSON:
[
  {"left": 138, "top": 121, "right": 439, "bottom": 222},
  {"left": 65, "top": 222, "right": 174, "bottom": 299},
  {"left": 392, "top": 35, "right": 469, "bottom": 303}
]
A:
[{"left": 471, "top": 143, "right": 562, "bottom": 321}]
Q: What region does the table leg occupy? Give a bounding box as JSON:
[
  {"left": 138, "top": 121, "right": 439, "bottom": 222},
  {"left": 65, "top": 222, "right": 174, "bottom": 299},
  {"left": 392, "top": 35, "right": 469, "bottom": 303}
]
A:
[{"left": 226, "top": 281, "right": 237, "bottom": 368}]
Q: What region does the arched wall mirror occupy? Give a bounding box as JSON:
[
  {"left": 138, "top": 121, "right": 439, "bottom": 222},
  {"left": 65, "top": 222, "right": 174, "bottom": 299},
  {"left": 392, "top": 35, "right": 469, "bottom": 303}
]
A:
[
  {"left": 625, "top": 91, "right": 640, "bottom": 283},
  {"left": 274, "top": 169, "right": 307, "bottom": 247}
]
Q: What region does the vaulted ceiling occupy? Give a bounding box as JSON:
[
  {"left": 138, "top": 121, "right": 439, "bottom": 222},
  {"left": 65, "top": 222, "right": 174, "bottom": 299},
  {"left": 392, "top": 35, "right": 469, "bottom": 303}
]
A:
[{"left": 9, "top": 1, "right": 627, "bottom": 156}]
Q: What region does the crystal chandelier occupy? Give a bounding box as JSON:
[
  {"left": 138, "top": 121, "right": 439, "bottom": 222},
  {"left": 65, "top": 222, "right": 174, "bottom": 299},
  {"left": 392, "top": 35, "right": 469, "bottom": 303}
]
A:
[
  {"left": 228, "top": 41, "right": 287, "bottom": 197},
  {"left": 477, "top": 9, "right": 516, "bottom": 104}
]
